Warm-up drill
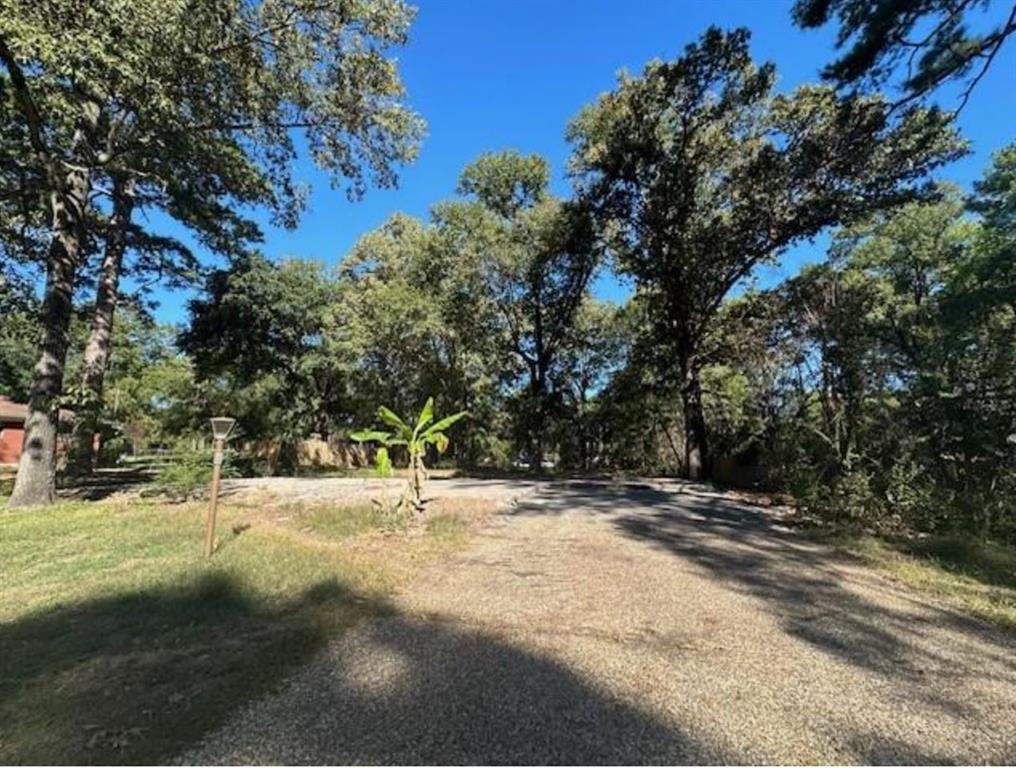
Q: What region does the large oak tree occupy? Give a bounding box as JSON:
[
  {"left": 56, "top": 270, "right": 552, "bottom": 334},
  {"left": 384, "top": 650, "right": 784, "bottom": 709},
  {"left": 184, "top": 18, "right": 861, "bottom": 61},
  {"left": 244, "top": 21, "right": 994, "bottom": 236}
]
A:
[
  {"left": 568, "top": 27, "right": 963, "bottom": 479},
  {"left": 441, "top": 151, "right": 600, "bottom": 469},
  {"left": 0, "top": 0, "right": 423, "bottom": 505}
]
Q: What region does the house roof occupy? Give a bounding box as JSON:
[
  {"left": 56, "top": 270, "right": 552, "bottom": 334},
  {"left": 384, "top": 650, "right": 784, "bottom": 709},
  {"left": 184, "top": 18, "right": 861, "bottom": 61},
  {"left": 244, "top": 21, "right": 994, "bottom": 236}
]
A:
[
  {"left": 0, "top": 397, "right": 74, "bottom": 424},
  {"left": 0, "top": 397, "right": 27, "bottom": 422}
]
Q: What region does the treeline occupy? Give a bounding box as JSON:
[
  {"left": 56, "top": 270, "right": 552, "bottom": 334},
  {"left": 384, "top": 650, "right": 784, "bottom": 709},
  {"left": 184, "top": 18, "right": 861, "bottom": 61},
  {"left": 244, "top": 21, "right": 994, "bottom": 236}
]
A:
[
  {"left": 606, "top": 153, "right": 1016, "bottom": 542},
  {"left": 762, "top": 168, "right": 1016, "bottom": 542},
  {"left": 2, "top": 0, "right": 1014, "bottom": 542},
  {"left": 180, "top": 150, "right": 621, "bottom": 472},
  {"left": 4, "top": 141, "right": 1013, "bottom": 543},
  {"left": 9, "top": 138, "right": 1013, "bottom": 543},
  {"left": 0, "top": 0, "right": 423, "bottom": 505}
]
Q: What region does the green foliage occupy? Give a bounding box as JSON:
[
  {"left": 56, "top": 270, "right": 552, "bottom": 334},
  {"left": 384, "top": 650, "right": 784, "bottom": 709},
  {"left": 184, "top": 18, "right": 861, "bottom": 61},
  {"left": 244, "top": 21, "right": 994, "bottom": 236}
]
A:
[
  {"left": 351, "top": 397, "right": 467, "bottom": 508},
  {"left": 367, "top": 446, "right": 407, "bottom": 529},
  {"left": 335, "top": 209, "right": 510, "bottom": 467},
  {"left": 182, "top": 255, "right": 344, "bottom": 441},
  {"left": 0, "top": 275, "right": 37, "bottom": 401},
  {"left": 149, "top": 448, "right": 239, "bottom": 498},
  {"left": 0, "top": 0, "right": 427, "bottom": 506},
  {"left": 448, "top": 150, "right": 600, "bottom": 467},
  {"left": 794, "top": 468, "right": 882, "bottom": 527},
  {"left": 374, "top": 447, "right": 393, "bottom": 479},
  {"left": 456, "top": 150, "right": 549, "bottom": 218},
  {"left": 568, "top": 25, "right": 963, "bottom": 477},
  {"left": 351, "top": 398, "right": 467, "bottom": 458},
  {"left": 594, "top": 353, "right": 686, "bottom": 475},
  {"left": 166, "top": 146, "right": 615, "bottom": 474},
  {"left": 6, "top": 5, "right": 1007, "bottom": 549},
  {"left": 701, "top": 365, "right": 756, "bottom": 458},
  {"left": 687, "top": 142, "right": 1016, "bottom": 541},
  {"left": 793, "top": 0, "right": 1016, "bottom": 105},
  {"left": 554, "top": 299, "right": 630, "bottom": 470},
  {"left": 68, "top": 309, "right": 198, "bottom": 453},
  {"left": 0, "top": 0, "right": 424, "bottom": 216}
]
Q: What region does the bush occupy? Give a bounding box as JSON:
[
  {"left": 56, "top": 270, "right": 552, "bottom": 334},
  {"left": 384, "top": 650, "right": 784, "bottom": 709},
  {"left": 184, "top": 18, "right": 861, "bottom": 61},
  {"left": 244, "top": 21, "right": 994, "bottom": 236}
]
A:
[
  {"left": 883, "top": 458, "right": 941, "bottom": 532},
  {"left": 793, "top": 468, "right": 884, "bottom": 528},
  {"left": 228, "top": 453, "right": 276, "bottom": 478},
  {"left": 148, "top": 448, "right": 239, "bottom": 499},
  {"left": 460, "top": 434, "right": 513, "bottom": 470},
  {"left": 95, "top": 435, "right": 133, "bottom": 466}
]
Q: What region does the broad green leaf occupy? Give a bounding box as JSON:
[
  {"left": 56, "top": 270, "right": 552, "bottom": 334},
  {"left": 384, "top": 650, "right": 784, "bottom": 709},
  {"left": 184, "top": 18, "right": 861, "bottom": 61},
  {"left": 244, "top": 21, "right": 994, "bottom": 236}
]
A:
[
  {"left": 375, "top": 447, "right": 393, "bottom": 478},
  {"left": 422, "top": 410, "right": 468, "bottom": 437},
  {"left": 350, "top": 430, "right": 391, "bottom": 443},
  {"left": 414, "top": 397, "right": 435, "bottom": 436},
  {"left": 378, "top": 406, "right": 411, "bottom": 436}
]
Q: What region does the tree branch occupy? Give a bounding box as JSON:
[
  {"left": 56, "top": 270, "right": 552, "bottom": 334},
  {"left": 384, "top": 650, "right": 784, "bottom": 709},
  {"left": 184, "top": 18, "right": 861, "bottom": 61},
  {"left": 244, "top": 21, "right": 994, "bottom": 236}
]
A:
[
  {"left": 953, "top": 4, "right": 1016, "bottom": 117},
  {"left": 0, "top": 36, "right": 49, "bottom": 158}
]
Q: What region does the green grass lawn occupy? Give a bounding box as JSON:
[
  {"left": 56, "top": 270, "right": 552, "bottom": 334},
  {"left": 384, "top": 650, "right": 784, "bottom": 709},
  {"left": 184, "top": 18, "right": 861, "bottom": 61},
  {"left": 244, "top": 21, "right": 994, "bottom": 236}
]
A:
[
  {"left": 0, "top": 496, "right": 475, "bottom": 764},
  {"left": 0, "top": 472, "right": 13, "bottom": 498},
  {"left": 819, "top": 530, "right": 1016, "bottom": 629}
]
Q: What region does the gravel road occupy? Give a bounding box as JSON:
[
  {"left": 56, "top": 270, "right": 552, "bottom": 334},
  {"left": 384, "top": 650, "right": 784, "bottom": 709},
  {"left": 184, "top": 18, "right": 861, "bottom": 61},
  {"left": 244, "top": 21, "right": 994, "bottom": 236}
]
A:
[
  {"left": 220, "top": 475, "right": 540, "bottom": 506},
  {"left": 183, "top": 478, "right": 1016, "bottom": 764}
]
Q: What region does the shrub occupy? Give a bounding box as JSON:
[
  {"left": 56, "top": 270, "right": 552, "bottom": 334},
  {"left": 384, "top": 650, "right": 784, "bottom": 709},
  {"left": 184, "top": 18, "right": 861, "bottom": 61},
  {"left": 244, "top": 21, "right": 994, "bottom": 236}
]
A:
[
  {"left": 883, "top": 458, "right": 939, "bottom": 532},
  {"left": 793, "top": 468, "right": 883, "bottom": 528},
  {"left": 148, "top": 448, "right": 239, "bottom": 499}
]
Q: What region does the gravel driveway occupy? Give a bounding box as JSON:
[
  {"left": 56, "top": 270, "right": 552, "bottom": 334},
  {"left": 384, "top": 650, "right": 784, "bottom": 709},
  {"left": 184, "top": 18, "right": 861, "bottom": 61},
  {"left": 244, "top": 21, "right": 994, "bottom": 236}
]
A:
[
  {"left": 220, "top": 475, "right": 541, "bottom": 506},
  {"left": 184, "top": 479, "right": 1016, "bottom": 764}
]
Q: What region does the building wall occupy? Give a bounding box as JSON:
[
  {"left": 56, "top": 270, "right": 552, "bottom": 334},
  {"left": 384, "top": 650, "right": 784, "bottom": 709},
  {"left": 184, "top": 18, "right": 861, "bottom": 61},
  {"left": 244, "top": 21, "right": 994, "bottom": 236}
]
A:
[{"left": 0, "top": 425, "right": 24, "bottom": 465}]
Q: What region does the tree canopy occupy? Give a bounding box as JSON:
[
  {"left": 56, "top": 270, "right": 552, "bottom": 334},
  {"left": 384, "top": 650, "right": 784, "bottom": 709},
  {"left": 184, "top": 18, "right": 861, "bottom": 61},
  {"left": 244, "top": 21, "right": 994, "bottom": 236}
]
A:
[
  {"left": 567, "top": 26, "right": 963, "bottom": 477},
  {"left": 0, "top": 0, "right": 424, "bottom": 504},
  {"left": 793, "top": 0, "right": 1016, "bottom": 108},
  {"left": 2, "top": 1, "right": 1014, "bottom": 547}
]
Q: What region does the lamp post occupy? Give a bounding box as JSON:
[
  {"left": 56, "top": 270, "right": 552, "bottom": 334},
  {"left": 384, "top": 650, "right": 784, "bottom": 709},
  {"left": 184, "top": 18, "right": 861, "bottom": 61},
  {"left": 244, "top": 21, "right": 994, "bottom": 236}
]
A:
[{"left": 205, "top": 417, "right": 236, "bottom": 557}]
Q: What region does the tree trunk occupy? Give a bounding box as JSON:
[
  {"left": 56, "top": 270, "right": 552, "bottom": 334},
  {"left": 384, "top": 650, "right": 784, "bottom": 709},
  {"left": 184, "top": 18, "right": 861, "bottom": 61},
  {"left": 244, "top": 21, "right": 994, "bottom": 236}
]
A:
[
  {"left": 679, "top": 359, "right": 709, "bottom": 481},
  {"left": 72, "top": 176, "right": 136, "bottom": 470},
  {"left": 530, "top": 366, "right": 545, "bottom": 472},
  {"left": 412, "top": 452, "right": 426, "bottom": 510},
  {"left": 578, "top": 391, "right": 589, "bottom": 471},
  {"left": 659, "top": 418, "right": 684, "bottom": 474},
  {"left": 8, "top": 167, "right": 91, "bottom": 507}
]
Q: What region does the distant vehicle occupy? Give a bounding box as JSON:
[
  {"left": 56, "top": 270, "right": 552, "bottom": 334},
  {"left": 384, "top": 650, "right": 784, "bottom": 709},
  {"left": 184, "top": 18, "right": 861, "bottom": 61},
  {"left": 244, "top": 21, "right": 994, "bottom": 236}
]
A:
[{"left": 512, "top": 455, "right": 555, "bottom": 471}]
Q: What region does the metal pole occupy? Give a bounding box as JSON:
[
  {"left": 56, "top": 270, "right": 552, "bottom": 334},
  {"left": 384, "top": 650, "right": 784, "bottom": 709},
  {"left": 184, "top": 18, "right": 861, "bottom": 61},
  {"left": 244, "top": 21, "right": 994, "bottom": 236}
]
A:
[{"left": 205, "top": 437, "right": 224, "bottom": 557}]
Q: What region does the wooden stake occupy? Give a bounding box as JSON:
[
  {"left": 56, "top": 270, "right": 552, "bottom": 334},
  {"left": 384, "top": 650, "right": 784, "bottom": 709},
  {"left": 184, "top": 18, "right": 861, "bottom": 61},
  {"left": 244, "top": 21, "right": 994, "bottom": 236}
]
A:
[{"left": 205, "top": 438, "right": 224, "bottom": 557}]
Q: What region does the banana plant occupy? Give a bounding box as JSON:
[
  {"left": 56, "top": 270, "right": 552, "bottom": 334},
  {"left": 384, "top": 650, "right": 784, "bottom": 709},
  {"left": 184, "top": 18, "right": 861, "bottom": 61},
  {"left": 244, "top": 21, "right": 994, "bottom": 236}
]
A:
[{"left": 350, "top": 397, "right": 467, "bottom": 511}]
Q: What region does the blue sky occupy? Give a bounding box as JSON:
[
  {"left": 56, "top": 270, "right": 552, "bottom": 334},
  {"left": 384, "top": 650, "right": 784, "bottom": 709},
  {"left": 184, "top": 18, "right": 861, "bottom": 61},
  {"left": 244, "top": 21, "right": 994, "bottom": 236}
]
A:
[{"left": 144, "top": 0, "right": 1016, "bottom": 324}]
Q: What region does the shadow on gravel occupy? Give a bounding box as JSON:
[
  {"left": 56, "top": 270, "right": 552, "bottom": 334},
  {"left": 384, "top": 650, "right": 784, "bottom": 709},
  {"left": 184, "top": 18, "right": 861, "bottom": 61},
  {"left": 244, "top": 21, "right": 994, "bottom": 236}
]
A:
[
  {"left": 840, "top": 729, "right": 963, "bottom": 766},
  {"left": 513, "top": 481, "right": 1016, "bottom": 730},
  {"left": 2, "top": 566, "right": 723, "bottom": 765},
  {"left": 57, "top": 467, "right": 155, "bottom": 501},
  {"left": 186, "top": 612, "right": 728, "bottom": 765}
]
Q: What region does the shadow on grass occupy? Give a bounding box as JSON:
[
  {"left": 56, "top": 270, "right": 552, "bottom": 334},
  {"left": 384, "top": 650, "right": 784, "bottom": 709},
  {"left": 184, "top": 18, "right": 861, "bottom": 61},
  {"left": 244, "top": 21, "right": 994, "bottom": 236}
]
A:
[
  {"left": 895, "top": 534, "right": 1016, "bottom": 591},
  {"left": 0, "top": 572, "right": 375, "bottom": 765},
  {"left": 0, "top": 566, "right": 715, "bottom": 765}
]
